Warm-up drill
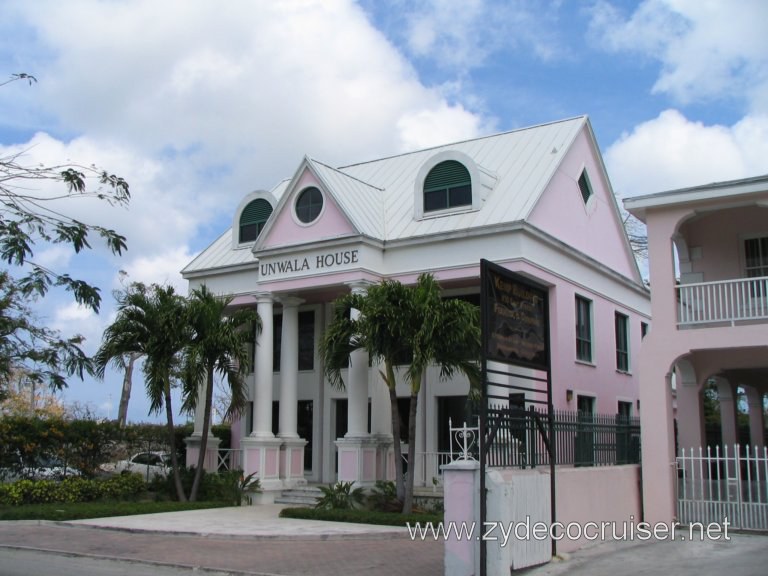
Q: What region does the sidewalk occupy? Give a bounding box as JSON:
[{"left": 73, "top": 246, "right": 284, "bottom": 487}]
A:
[
  {"left": 0, "top": 505, "right": 443, "bottom": 576},
  {"left": 67, "top": 503, "right": 409, "bottom": 540},
  {"left": 1, "top": 505, "right": 766, "bottom": 576}
]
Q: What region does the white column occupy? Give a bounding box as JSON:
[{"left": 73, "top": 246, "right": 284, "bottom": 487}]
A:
[
  {"left": 346, "top": 282, "right": 370, "bottom": 438},
  {"left": 278, "top": 296, "right": 303, "bottom": 439},
  {"left": 252, "top": 293, "right": 274, "bottom": 438}
]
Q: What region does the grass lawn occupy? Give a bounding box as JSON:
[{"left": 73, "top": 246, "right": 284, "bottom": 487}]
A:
[{"left": 0, "top": 500, "right": 234, "bottom": 521}]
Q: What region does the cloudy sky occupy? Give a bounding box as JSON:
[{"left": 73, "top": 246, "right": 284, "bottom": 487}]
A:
[{"left": 1, "top": 0, "right": 767, "bottom": 423}]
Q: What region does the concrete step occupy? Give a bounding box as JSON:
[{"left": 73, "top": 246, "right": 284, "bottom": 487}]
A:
[{"left": 274, "top": 485, "right": 323, "bottom": 506}]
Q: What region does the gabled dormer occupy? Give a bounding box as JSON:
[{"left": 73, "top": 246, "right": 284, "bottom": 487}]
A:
[
  {"left": 253, "top": 156, "right": 383, "bottom": 251},
  {"left": 413, "top": 150, "right": 497, "bottom": 220}
]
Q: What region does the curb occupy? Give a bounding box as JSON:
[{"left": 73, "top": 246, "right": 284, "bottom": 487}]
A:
[
  {"left": 0, "top": 544, "right": 281, "bottom": 576},
  {"left": 53, "top": 519, "right": 412, "bottom": 541}
]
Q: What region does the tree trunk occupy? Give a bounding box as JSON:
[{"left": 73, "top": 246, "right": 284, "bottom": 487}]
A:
[
  {"left": 117, "top": 353, "right": 137, "bottom": 428},
  {"left": 389, "top": 381, "right": 405, "bottom": 503},
  {"left": 190, "top": 367, "right": 214, "bottom": 502},
  {"left": 164, "top": 382, "right": 187, "bottom": 502},
  {"left": 403, "top": 389, "right": 419, "bottom": 514}
]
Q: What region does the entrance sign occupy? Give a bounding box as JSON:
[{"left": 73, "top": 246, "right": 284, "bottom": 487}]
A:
[
  {"left": 485, "top": 265, "right": 548, "bottom": 369},
  {"left": 479, "top": 259, "right": 556, "bottom": 575}
]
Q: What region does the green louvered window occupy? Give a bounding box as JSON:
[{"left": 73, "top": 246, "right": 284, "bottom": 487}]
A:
[
  {"left": 239, "top": 199, "right": 273, "bottom": 243},
  {"left": 423, "top": 160, "right": 472, "bottom": 213}
]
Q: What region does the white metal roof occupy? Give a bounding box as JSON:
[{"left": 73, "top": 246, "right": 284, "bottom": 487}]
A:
[
  {"left": 182, "top": 179, "right": 290, "bottom": 275},
  {"left": 340, "top": 116, "right": 585, "bottom": 241},
  {"left": 183, "top": 116, "right": 586, "bottom": 276}
]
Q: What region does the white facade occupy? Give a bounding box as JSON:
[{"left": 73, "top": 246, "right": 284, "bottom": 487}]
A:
[{"left": 182, "top": 116, "right": 650, "bottom": 487}]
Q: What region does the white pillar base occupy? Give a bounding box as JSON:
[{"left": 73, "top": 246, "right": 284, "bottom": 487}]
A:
[
  {"left": 241, "top": 436, "right": 284, "bottom": 491},
  {"left": 183, "top": 435, "right": 221, "bottom": 472},
  {"left": 335, "top": 436, "right": 384, "bottom": 486},
  {"left": 280, "top": 437, "right": 308, "bottom": 488}
]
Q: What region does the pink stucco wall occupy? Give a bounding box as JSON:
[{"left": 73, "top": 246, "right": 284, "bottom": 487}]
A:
[
  {"left": 637, "top": 194, "right": 768, "bottom": 525},
  {"left": 529, "top": 129, "right": 638, "bottom": 282},
  {"left": 338, "top": 449, "right": 357, "bottom": 480},
  {"left": 265, "top": 448, "right": 279, "bottom": 476},
  {"left": 555, "top": 465, "right": 642, "bottom": 553},
  {"left": 504, "top": 261, "right": 645, "bottom": 414},
  {"left": 679, "top": 206, "right": 768, "bottom": 281},
  {"left": 262, "top": 170, "right": 356, "bottom": 247}
]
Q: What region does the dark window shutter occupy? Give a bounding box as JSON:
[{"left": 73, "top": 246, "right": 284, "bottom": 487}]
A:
[
  {"left": 424, "top": 161, "right": 472, "bottom": 212},
  {"left": 239, "top": 199, "right": 273, "bottom": 242}
]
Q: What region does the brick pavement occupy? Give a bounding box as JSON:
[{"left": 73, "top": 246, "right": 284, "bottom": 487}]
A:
[{"left": 0, "top": 523, "right": 443, "bottom": 576}]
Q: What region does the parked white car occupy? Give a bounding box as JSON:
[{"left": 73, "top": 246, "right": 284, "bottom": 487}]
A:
[
  {"left": 0, "top": 455, "right": 81, "bottom": 482},
  {"left": 114, "top": 452, "right": 171, "bottom": 480}
]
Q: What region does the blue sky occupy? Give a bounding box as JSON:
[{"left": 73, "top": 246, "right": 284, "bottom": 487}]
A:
[{"left": 1, "top": 0, "right": 767, "bottom": 423}]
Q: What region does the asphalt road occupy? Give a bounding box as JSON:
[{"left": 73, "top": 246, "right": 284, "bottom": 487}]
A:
[
  {"left": 0, "top": 522, "right": 442, "bottom": 576},
  {"left": 0, "top": 520, "right": 766, "bottom": 576},
  {"left": 0, "top": 548, "right": 237, "bottom": 576}
]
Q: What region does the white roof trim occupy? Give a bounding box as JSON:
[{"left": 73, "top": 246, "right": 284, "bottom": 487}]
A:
[{"left": 624, "top": 174, "right": 768, "bottom": 222}]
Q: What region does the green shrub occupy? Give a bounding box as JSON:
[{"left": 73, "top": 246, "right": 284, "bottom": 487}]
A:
[
  {"left": 151, "top": 467, "right": 259, "bottom": 504},
  {"left": 367, "top": 480, "right": 401, "bottom": 512},
  {"left": 314, "top": 481, "right": 366, "bottom": 510},
  {"left": 100, "top": 472, "right": 146, "bottom": 500},
  {"left": 280, "top": 506, "right": 443, "bottom": 527},
  {"left": 0, "top": 473, "right": 147, "bottom": 506}
]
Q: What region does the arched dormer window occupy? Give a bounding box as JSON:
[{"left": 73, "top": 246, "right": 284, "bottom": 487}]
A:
[
  {"left": 239, "top": 198, "right": 273, "bottom": 243},
  {"left": 423, "top": 160, "right": 472, "bottom": 213}
]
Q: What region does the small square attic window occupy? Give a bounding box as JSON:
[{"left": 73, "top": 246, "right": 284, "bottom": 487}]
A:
[{"left": 578, "top": 169, "right": 593, "bottom": 205}]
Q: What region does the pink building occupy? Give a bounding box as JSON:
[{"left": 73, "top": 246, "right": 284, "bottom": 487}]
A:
[
  {"left": 182, "top": 116, "right": 649, "bottom": 494},
  {"left": 625, "top": 174, "right": 768, "bottom": 524}
]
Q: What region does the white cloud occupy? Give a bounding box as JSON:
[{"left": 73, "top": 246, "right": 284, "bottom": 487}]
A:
[
  {"left": 0, "top": 0, "right": 495, "bottom": 298},
  {"left": 396, "top": 102, "right": 493, "bottom": 150},
  {"left": 396, "top": 0, "right": 564, "bottom": 72},
  {"left": 606, "top": 109, "right": 768, "bottom": 198},
  {"left": 50, "top": 301, "right": 104, "bottom": 353},
  {"left": 590, "top": 0, "right": 768, "bottom": 113},
  {"left": 33, "top": 245, "right": 73, "bottom": 270},
  {"left": 117, "top": 246, "right": 196, "bottom": 296}
]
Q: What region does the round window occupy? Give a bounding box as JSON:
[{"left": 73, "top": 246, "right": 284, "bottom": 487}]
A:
[{"left": 295, "top": 187, "right": 323, "bottom": 224}]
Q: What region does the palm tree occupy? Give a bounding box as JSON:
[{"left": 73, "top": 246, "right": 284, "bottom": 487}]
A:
[
  {"left": 115, "top": 352, "right": 141, "bottom": 428},
  {"left": 182, "top": 285, "right": 257, "bottom": 502},
  {"left": 321, "top": 273, "right": 480, "bottom": 513},
  {"left": 94, "top": 282, "right": 191, "bottom": 502}
]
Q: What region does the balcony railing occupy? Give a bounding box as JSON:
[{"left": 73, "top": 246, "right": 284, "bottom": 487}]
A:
[{"left": 677, "top": 276, "right": 768, "bottom": 327}]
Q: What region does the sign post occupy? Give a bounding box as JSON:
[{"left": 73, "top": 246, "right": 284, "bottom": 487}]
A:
[{"left": 479, "top": 259, "right": 555, "bottom": 575}]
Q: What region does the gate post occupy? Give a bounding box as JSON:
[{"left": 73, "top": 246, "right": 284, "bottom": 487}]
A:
[{"left": 443, "top": 460, "right": 481, "bottom": 576}]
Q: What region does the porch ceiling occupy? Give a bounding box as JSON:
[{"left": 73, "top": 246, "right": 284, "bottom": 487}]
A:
[
  {"left": 719, "top": 368, "right": 768, "bottom": 392},
  {"left": 686, "top": 346, "right": 768, "bottom": 384}
]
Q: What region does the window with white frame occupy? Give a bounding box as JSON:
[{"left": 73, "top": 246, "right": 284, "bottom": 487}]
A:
[
  {"left": 617, "top": 400, "right": 632, "bottom": 420},
  {"left": 423, "top": 160, "right": 472, "bottom": 213},
  {"left": 239, "top": 198, "right": 273, "bottom": 243},
  {"left": 615, "top": 312, "right": 629, "bottom": 372},
  {"left": 744, "top": 236, "right": 768, "bottom": 278},
  {"left": 575, "top": 295, "right": 593, "bottom": 362}
]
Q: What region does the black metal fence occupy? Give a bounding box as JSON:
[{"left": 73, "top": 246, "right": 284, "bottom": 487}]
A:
[{"left": 485, "top": 404, "right": 641, "bottom": 468}]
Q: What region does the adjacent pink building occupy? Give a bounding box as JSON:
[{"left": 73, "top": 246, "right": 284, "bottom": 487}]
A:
[
  {"left": 625, "top": 174, "right": 768, "bottom": 524},
  {"left": 182, "top": 116, "right": 650, "bottom": 494}
]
